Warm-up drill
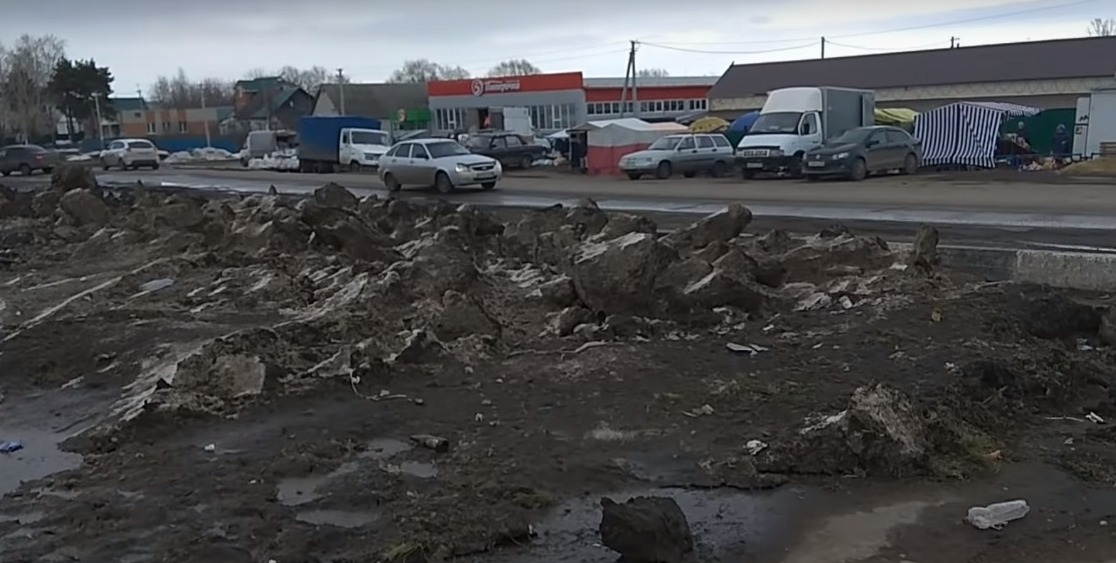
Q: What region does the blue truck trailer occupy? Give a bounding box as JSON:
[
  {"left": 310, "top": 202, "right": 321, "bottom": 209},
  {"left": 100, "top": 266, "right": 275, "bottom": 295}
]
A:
[{"left": 297, "top": 116, "right": 388, "bottom": 173}]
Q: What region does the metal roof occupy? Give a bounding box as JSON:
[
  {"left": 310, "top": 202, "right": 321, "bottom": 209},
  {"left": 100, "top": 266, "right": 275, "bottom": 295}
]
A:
[
  {"left": 317, "top": 83, "right": 428, "bottom": 119},
  {"left": 583, "top": 76, "right": 719, "bottom": 88},
  {"left": 708, "top": 36, "right": 1116, "bottom": 99}
]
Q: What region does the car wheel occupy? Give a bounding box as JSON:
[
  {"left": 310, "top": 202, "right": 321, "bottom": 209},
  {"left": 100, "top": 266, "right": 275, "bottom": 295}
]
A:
[
  {"left": 788, "top": 153, "right": 804, "bottom": 178},
  {"left": 742, "top": 169, "right": 756, "bottom": 180},
  {"left": 848, "top": 158, "right": 868, "bottom": 181},
  {"left": 481, "top": 181, "right": 497, "bottom": 190},
  {"left": 519, "top": 155, "right": 533, "bottom": 169},
  {"left": 350, "top": 161, "right": 362, "bottom": 173},
  {"left": 434, "top": 171, "right": 454, "bottom": 194},
  {"left": 711, "top": 160, "right": 728, "bottom": 178},
  {"left": 384, "top": 173, "right": 402, "bottom": 192},
  {"left": 626, "top": 172, "right": 642, "bottom": 181},
  {"left": 151, "top": 162, "right": 160, "bottom": 170},
  {"left": 902, "top": 153, "right": 918, "bottom": 175},
  {"left": 655, "top": 161, "right": 672, "bottom": 180},
  {"left": 18, "top": 163, "right": 32, "bottom": 176}
]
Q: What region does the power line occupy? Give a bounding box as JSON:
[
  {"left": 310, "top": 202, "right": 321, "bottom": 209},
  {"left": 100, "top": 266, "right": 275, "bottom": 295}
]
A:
[
  {"left": 638, "top": 40, "right": 820, "bottom": 55},
  {"left": 639, "top": 0, "right": 1101, "bottom": 48},
  {"left": 823, "top": 39, "right": 951, "bottom": 52},
  {"left": 828, "top": 0, "right": 1102, "bottom": 39}
]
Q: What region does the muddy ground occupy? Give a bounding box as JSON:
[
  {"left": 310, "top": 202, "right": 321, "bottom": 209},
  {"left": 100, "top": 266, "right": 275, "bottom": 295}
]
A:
[{"left": 1, "top": 168, "right": 1116, "bottom": 563}]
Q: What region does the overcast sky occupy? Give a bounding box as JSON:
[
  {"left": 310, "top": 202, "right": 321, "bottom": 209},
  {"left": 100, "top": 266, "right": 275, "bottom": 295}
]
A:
[{"left": 1, "top": 0, "right": 1108, "bottom": 94}]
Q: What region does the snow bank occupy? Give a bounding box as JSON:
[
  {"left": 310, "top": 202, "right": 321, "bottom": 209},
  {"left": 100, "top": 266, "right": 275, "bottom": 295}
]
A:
[
  {"left": 248, "top": 150, "right": 299, "bottom": 171},
  {"left": 66, "top": 153, "right": 95, "bottom": 162},
  {"left": 164, "top": 147, "right": 236, "bottom": 164}
]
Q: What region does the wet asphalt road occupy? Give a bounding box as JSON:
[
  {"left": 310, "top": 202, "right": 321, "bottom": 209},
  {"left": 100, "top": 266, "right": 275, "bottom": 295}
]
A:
[{"left": 8, "top": 166, "right": 1116, "bottom": 251}]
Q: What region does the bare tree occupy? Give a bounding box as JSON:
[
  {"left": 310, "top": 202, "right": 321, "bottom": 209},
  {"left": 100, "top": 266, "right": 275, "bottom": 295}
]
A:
[
  {"left": 487, "top": 59, "right": 541, "bottom": 77},
  {"left": 276, "top": 65, "right": 334, "bottom": 93},
  {"left": 148, "top": 68, "right": 234, "bottom": 108},
  {"left": 1088, "top": 17, "right": 1115, "bottom": 36},
  {"left": 637, "top": 68, "right": 670, "bottom": 78},
  {"left": 387, "top": 59, "right": 471, "bottom": 83},
  {"left": 0, "top": 34, "right": 65, "bottom": 141}
]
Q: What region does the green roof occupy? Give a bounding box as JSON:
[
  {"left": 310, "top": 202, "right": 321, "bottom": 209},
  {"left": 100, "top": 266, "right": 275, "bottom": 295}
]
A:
[{"left": 109, "top": 97, "right": 147, "bottom": 111}]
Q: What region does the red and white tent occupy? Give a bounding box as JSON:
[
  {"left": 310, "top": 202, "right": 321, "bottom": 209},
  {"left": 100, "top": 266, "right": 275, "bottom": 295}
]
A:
[{"left": 570, "top": 118, "right": 688, "bottom": 176}]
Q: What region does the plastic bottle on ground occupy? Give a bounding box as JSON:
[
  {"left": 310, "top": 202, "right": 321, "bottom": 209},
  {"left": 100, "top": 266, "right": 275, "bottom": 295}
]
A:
[{"left": 966, "top": 499, "right": 1030, "bottom": 530}]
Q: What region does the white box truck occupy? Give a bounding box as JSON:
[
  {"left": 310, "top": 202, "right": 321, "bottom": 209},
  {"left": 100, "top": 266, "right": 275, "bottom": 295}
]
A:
[{"left": 735, "top": 86, "right": 875, "bottom": 179}]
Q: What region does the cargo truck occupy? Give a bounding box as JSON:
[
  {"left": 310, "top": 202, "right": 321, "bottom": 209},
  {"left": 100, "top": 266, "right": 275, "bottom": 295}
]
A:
[
  {"left": 735, "top": 87, "right": 875, "bottom": 179},
  {"left": 297, "top": 116, "right": 388, "bottom": 173}
]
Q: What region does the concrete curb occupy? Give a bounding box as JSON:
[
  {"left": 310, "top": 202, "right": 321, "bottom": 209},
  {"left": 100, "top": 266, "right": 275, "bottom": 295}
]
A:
[{"left": 919, "top": 245, "right": 1116, "bottom": 291}]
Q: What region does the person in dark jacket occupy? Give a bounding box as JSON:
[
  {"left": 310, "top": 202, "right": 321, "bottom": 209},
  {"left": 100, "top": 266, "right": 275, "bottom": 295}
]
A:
[{"left": 1052, "top": 124, "right": 1072, "bottom": 158}]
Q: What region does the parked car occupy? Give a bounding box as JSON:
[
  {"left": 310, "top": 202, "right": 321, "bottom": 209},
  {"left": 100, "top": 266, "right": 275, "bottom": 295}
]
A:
[
  {"left": 464, "top": 132, "right": 547, "bottom": 169},
  {"left": 619, "top": 133, "right": 734, "bottom": 180},
  {"left": 379, "top": 139, "right": 501, "bottom": 194},
  {"left": 0, "top": 144, "right": 60, "bottom": 176},
  {"left": 802, "top": 126, "right": 922, "bottom": 181},
  {"left": 99, "top": 139, "right": 161, "bottom": 170}
]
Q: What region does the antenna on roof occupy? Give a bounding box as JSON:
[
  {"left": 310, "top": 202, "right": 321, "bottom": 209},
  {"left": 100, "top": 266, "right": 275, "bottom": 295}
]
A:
[{"left": 950, "top": 36, "right": 961, "bottom": 48}]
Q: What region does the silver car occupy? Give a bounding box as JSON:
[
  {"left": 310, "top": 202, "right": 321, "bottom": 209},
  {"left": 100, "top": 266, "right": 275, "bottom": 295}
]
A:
[
  {"left": 378, "top": 139, "right": 502, "bottom": 194},
  {"left": 619, "top": 133, "right": 734, "bottom": 180}
]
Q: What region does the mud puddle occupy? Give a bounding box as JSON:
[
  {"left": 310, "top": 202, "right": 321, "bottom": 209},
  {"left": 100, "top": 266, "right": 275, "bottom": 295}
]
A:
[
  {"left": 0, "top": 386, "right": 114, "bottom": 497},
  {"left": 486, "top": 485, "right": 815, "bottom": 562},
  {"left": 277, "top": 437, "right": 434, "bottom": 525}
]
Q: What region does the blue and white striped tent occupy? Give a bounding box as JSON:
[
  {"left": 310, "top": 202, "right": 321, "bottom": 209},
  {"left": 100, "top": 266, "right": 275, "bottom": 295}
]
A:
[{"left": 913, "top": 101, "right": 1042, "bottom": 168}]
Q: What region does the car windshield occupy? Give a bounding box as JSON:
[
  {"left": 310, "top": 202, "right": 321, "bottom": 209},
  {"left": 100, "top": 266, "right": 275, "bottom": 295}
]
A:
[
  {"left": 648, "top": 136, "right": 682, "bottom": 150},
  {"left": 351, "top": 131, "right": 389, "bottom": 145},
  {"left": 128, "top": 141, "right": 153, "bottom": 149},
  {"left": 426, "top": 141, "right": 471, "bottom": 158},
  {"left": 825, "top": 128, "right": 873, "bottom": 146},
  {"left": 750, "top": 112, "right": 802, "bottom": 134}
]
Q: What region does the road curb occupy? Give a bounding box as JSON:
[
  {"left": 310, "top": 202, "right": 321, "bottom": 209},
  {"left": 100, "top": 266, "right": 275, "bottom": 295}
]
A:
[{"left": 912, "top": 245, "right": 1116, "bottom": 291}]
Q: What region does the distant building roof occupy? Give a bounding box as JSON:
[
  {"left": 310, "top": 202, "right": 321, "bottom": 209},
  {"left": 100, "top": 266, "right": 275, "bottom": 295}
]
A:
[
  {"left": 236, "top": 86, "right": 309, "bottom": 120},
  {"left": 708, "top": 36, "right": 1116, "bottom": 100},
  {"left": 584, "top": 76, "right": 718, "bottom": 88},
  {"left": 317, "top": 83, "right": 428, "bottom": 118},
  {"left": 109, "top": 96, "right": 147, "bottom": 112},
  {"left": 236, "top": 76, "right": 292, "bottom": 93}
]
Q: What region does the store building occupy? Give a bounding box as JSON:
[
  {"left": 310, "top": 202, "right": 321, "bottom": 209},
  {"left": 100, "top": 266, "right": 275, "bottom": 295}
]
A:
[
  {"left": 426, "top": 72, "right": 717, "bottom": 132},
  {"left": 584, "top": 76, "right": 715, "bottom": 120}
]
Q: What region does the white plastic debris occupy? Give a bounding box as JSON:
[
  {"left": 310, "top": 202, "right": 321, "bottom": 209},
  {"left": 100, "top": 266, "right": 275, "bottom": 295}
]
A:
[
  {"left": 1086, "top": 412, "right": 1105, "bottom": 424},
  {"left": 203, "top": 443, "right": 216, "bottom": 453},
  {"left": 745, "top": 439, "right": 768, "bottom": 455},
  {"left": 726, "top": 342, "right": 768, "bottom": 356},
  {"left": 966, "top": 500, "right": 1029, "bottom": 530}
]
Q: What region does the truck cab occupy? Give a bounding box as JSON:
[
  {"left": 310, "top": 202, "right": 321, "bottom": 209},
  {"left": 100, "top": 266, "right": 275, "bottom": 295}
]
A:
[
  {"left": 339, "top": 128, "right": 392, "bottom": 171},
  {"left": 735, "top": 87, "right": 874, "bottom": 179}
]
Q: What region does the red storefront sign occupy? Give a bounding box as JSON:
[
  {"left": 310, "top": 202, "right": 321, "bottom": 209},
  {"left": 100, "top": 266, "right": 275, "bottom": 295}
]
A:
[{"left": 428, "top": 72, "right": 584, "bottom": 97}]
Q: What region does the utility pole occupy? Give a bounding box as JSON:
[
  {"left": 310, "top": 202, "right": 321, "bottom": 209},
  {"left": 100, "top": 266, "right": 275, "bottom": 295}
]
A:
[
  {"left": 618, "top": 41, "right": 638, "bottom": 118},
  {"left": 821, "top": 37, "right": 826, "bottom": 59},
  {"left": 92, "top": 93, "right": 105, "bottom": 149},
  {"left": 336, "top": 68, "right": 346, "bottom": 114},
  {"left": 201, "top": 88, "right": 212, "bottom": 148}
]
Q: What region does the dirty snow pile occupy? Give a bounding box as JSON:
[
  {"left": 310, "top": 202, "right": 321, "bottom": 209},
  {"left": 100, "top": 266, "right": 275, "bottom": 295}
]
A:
[
  {"left": 1, "top": 164, "right": 945, "bottom": 423},
  {"left": 248, "top": 148, "right": 298, "bottom": 171},
  {"left": 5, "top": 164, "right": 1116, "bottom": 559},
  {"left": 163, "top": 147, "right": 236, "bottom": 164}
]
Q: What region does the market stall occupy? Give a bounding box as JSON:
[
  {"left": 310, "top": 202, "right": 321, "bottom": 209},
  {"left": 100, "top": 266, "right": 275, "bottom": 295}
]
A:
[
  {"left": 913, "top": 101, "right": 1041, "bottom": 168},
  {"left": 875, "top": 108, "right": 918, "bottom": 130},
  {"left": 570, "top": 118, "right": 688, "bottom": 175}
]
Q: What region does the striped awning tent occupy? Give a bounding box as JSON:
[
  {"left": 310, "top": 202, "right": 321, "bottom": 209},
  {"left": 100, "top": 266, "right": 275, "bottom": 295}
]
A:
[{"left": 913, "top": 101, "right": 1042, "bottom": 168}]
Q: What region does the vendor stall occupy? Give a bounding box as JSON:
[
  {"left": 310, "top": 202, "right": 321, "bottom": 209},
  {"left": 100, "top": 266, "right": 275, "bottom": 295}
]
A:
[
  {"left": 570, "top": 118, "right": 688, "bottom": 175},
  {"left": 913, "top": 101, "right": 1041, "bottom": 168}
]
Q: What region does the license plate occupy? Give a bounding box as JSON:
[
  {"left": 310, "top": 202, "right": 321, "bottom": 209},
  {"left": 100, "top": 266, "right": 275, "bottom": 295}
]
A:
[
  {"left": 807, "top": 161, "right": 825, "bottom": 167},
  {"left": 745, "top": 162, "right": 763, "bottom": 169}
]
